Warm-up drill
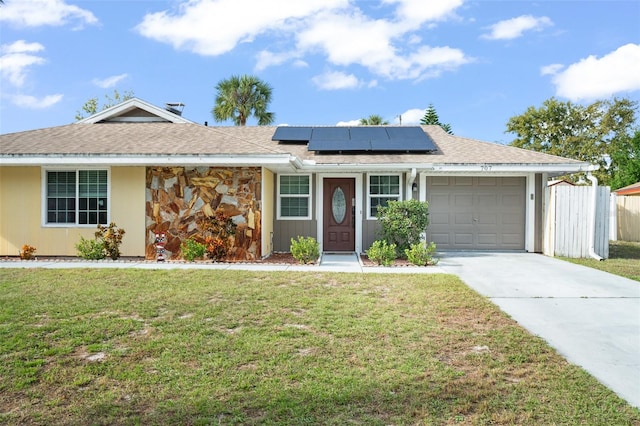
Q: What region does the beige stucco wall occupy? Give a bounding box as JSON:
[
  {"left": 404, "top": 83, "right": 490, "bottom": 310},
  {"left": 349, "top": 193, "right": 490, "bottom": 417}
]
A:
[
  {"left": 261, "top": 168, "right": 274, "bottom": 257},
  {"left": 0, "top": 166, "right": 145, "bottom": 257},
  {"left": 111, "top": 167, "right": 146, "bottom": 256}
]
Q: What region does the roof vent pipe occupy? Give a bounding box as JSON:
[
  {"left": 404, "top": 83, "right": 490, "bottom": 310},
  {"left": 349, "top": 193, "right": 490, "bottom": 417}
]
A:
[{"left": 587, "top": 173, "right": 603, "bottom": 261}]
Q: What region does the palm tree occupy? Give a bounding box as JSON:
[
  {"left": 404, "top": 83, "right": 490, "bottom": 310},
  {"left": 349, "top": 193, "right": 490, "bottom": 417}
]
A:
[
  {"left": 212, "top": 75, "right": 274, "bottom": 126},
  {"left": 420, "top": 104, "right": 453, "bottom": 134},
  {"left": 359, "top": 114, "right": 389, "bottom": 125}
]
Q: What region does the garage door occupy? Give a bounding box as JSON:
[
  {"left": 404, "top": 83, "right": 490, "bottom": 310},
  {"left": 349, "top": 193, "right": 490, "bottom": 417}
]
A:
[{"left": 425, "top": 176, "right": 525, "bottom": 250}]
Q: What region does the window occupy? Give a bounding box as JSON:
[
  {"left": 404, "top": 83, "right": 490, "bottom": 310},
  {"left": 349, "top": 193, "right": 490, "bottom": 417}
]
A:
[
  {"left": 367, "top": 174, "right": 401, "bottom": 218},
  {"left": 278, "top": 174, "right": 311, "bottom": 219},
  {"left": 45, "top": 169, "right": 109, "bottom": 226}
]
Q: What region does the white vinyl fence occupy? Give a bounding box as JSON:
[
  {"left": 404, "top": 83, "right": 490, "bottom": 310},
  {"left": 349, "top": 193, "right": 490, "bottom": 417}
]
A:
[{"left": 544, "top": 185, "right": 609, "bottom": 259}]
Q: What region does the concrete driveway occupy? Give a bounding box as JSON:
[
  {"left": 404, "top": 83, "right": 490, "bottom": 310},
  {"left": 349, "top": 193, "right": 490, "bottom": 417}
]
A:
[{"left": 438, "top": 252, "right": 640, "bottom": 409}]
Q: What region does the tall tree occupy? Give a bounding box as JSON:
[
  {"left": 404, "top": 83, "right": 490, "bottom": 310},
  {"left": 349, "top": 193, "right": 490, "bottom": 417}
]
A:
[
  {"left": 359, "top": 114, "right": 389, "bottom": 125},
  {"left": 610, "top": 130, "right": 640, "bottom": 190},
  {"left": 420, "top": 104, "right": 453, "bottom": 134},
  {"left": 212, "top": 75, "right": 274, "bottom": 126},
  {"left": 75, "top": 89, "right": 134, "bottom": 121},
  {"left": 506, "top": 97, "right": 638, "bottom": 185}
]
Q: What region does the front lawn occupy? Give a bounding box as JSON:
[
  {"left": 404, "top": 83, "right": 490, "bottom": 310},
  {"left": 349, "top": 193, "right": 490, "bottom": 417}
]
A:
[
  {"left": 562, "top": 240, "right": 640, "bottom": 282},
  {"left": 1, "top": 269, "right": 638, "bottom": 425}
]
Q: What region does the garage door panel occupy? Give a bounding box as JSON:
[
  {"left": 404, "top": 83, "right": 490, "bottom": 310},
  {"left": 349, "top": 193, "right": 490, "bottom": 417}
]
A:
[
  {"left": 502, "top": 233, "right": 522, "bottom": 245},
  {"left": 477, "top": 234, "right": 498, "bottom": 245},
  {"left": 426, "top": 176, "right": 525, "bottom": 250},
  {"left": 454, "top": 194, "right": 473, "bottom": 207},
  {"left": 502, "top": 194, "right": 523, "bottom": 207},
  {"left": 502, "top": 177, "right": 523, "bottom": 186},
  {"left": 430, "top": 194, "right": 450, "bottom": 209},
  {"left": 501, "top": 213, "right": 521, "bottom": 225},
  {"left": 454, "top": 233, "right": 473, "bottom": 245},
  {"left": 455, "top": 177, "right": 473, "bottom": 186},
  {"left": 430, "top": 212, "right": 450, "bottom": 225},
  {"left": 477, "top": 213, "right": 497, "bottom": 225},
  {"left": 431, "top": 233, "right": 450, "bottom": 245},
  {"left": 478, "top": 194, "right": 497, "bottom": 207},
  {"left": 478, "top": 177, "right": 497, "bottom": 186},
  {"left": 454, "top": 213, "right": 473, "bottom": 225},
  {"left": 431, "top": 176, "right": 450, "bottom": 186}
]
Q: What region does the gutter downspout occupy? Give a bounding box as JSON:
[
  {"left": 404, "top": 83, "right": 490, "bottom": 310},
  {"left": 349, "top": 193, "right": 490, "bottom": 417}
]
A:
[
  {"left": 587, "top": 173, "right": 603, "bottom": 261},
  {"left": 407, "top": 168, "right": 417, "bottom": 200}
]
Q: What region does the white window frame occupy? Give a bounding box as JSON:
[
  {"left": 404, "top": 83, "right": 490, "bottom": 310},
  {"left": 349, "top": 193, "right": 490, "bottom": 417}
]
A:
[
  {"left": 366, "top": 173, "right": 403, "bottom": 220},
  {"left": 277, "top": 174, "right": 312, "bottom": 220},
  {"left": 41, "top": 167, "right": 111, "bottom": 227}
]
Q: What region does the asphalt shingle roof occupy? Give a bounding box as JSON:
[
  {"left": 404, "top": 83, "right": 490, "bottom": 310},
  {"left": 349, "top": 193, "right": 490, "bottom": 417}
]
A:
[{"left": 0, "top": 122, "right": 585, "bottom": 166}]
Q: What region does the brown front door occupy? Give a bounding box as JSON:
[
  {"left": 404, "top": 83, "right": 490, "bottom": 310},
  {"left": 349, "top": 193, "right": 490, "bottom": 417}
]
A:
[{"left": 323, "top": 178, "right": 355, "bottom": 251}]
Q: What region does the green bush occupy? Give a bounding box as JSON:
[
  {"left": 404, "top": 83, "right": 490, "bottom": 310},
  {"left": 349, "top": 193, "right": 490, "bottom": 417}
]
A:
[
  {"left": 76, "top": 237, "right": 106, "bottom": 260},
  {"left": 95, "top": 223, "right": 126, "bottom": 260},
  {"left": 376, "top": 199, "right": 429, "bottom": 257},
  {"left": 366, "top": 240, "right": 397, "bottom": 266},
  {"left": 405, "top": 241, "right": 438, "bottom": 266},
  {"left": 290, "top": 236, "right": 320, "bottom": 264},
  {"left": 181, "top": 238, "right": 206, "bottom": 262}
]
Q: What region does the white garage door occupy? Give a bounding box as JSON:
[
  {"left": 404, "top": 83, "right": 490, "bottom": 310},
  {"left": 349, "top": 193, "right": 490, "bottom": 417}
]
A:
[{"left": 425, "top": 176, "right": 526, "bottom": 250}]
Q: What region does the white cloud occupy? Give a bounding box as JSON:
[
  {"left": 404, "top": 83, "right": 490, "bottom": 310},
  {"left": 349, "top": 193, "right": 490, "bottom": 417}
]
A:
[
  {"left": 397, "top": 108, "right": 424, "bottom": 124},
  {"left": 312, "top": 71, "right": 361, "bottom": 90},
  {"left": 297, "top": 9, "right": 470, "bottom": 80},
  {"left": 136, "top": 0, "right": 470, "bottom": 84},
  {"left": 0, "top": 40, "right": 46, "bottom": 87},
  {"left": 92, "top": 74, "right": 129, "bottom": 89},
  {"left": 336, "top": 119, "right": 361, "bottom": 126},
  {"left": 255, "top": 50, "right": 297, "bottom": 72},
  {"left": 482, "top": 15, "right": 552, "bottom": 40},
  {"left": 11, "top": 94, "right": 64, "bottom": 109},
  {"left": 382, "top": 0, "right": 463, "bottom": 27},
  {"left": 540, "top": 63, "right": 564, "bottom": 76},
  {"left": 136, "top": 0, "right": 348, "bottom": 56},
  {"left": 549, "top": 44, "right": 640, "bottom": 101},
  {"left": 0, "top": 0, "right": 98, "bottom": 29}
]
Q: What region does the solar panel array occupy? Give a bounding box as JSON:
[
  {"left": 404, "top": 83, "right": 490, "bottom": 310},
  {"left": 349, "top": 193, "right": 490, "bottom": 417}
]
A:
[{"left": 272, "top": 126, "right": 437, "bottom": 153}]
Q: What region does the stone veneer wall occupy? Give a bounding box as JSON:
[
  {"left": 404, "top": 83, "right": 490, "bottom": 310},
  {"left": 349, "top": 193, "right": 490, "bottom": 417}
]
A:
[{"left": 145, "top": 166, "right": 261, "bottom": 260}]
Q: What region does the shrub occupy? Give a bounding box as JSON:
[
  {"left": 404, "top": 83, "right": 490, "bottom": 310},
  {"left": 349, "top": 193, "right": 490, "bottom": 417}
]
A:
[
  {"left": 76, "top": 237, "right": 106, "bottom": 260},
  {"left": 366, "top": 240, "right": 397, "bottom": 266},
  {"left": 95, "top": 223, "right": 126, "bottom": 260},
  {"left": 376, "top": 199, "right": 429, "bottom": 257},
  {"left": 405, "top": 241, "right": 438, "bottom": 266},
  {"left": 290, "top": 236, "right": 320, "bottom": 264},
  {"left": 19, "top": 244, "right": 37, "bottom": 260},
  {"left": 181, "top": 238, "right": 206, "bottom": 261}
]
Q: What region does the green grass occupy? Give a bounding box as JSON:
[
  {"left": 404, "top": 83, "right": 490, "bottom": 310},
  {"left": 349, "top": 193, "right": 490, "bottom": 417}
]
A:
[
  {"left": 562, "top": 240, "right": 640, "bottom": 281},
  {"left": 1, "top": 269, "right": 638, "bottom": 425}
]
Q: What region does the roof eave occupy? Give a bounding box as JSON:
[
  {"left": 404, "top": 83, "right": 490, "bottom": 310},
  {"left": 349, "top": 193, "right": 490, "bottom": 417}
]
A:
[{"left": 0, "top": 154, "right": 294, "bottom": 167}]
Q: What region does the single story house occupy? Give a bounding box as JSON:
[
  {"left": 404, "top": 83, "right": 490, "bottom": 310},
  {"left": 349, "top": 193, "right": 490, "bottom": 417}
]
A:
[{"left": 0, "top": 98, "right": 597, "bottom": 260}]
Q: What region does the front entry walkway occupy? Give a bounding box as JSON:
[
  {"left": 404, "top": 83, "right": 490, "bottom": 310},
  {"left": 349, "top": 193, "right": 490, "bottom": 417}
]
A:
[
  {"left": 319, "top": 252, "right": 362, "bottom": 272},
  {"left": 438, "top": 252, "right": 640, "bottom": 409}
]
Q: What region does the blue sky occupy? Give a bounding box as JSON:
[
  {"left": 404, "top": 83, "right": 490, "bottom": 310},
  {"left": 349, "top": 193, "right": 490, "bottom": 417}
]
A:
[{"left": 1, "top": 0, "right": 639, "bottom": 144}]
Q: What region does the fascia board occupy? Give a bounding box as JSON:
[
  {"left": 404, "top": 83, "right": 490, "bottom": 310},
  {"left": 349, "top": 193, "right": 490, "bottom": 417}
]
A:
[
  {"left": 291, "top": 162, "right": 597, "bottom": 174},
  {"left": 0, "top": 154, "right": 293, "bottom": 166}
]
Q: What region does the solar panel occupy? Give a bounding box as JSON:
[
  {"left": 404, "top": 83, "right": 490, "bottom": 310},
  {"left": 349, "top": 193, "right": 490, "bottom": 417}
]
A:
[
  {"left": 349, "top": 127, "right": 388, "bottom": 140},
  {"left": 311, "top": 127, "right": 350, "bottom": 140},
  {"left": 272, "top": 126, "right": 313, "bottom": 142},
  {"left": 272, "top": 125, "right": 437, "bottom": 153},
  {"left": 386, "top": 126, "right": 425, "bottom": 139},
  {"left": 308, "top": 139, "right": 371, "bottom": 151}
]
